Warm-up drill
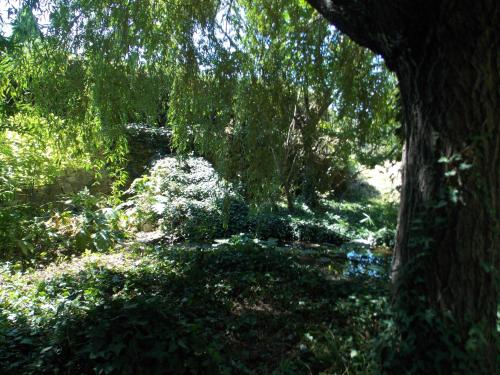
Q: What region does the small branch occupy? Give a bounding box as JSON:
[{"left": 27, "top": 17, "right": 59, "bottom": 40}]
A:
[{"left": 215, "top": 21, "right": 241, "bottom": 53}]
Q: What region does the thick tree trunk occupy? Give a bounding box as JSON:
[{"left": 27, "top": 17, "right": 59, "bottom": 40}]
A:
[
  {"left": 391, "top": 6, "right": 500, "bottom": 370},
  {"left": 306, "top": 1, "right": 499, "bottom": 373}
]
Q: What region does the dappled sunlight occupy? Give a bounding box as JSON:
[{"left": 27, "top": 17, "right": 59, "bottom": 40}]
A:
[
  {"left": 1, "top": 241, "right": 389, "bottom": 373},
  {"left": 3, "top": 0, "right": 495, "bottom": 373}
]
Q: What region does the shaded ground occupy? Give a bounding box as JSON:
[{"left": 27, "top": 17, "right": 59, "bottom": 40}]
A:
[{"left": 0, "top": 238, "right": 390, "bottom": 374}]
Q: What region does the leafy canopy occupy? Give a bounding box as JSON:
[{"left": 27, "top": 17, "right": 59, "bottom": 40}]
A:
[{"left": 1, "top": 0, "right": 399, "bottom": 205}]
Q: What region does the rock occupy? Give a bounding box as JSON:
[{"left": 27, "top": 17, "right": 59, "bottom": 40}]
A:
[
  {"left": 136, "top": 230, "right": 166, "bottom": 244},
  {"left": 141, "top": 223, "right": 155, "bottom": 232}
]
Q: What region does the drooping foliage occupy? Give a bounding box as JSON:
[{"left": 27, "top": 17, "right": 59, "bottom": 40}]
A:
[
  {"left": 0, "top": 0, "right": 400, "bottom": 262},
  {"left": 1, "top": 0, "right": 399, "bottom": 209},
  {"left": 167, "top": 0, "right": 399, "bottom": 206},
  {"left": 0, "top": 2, "right": 409, "bottom": 373},
  {"left": 0, "top": 4, "right": 126, "bottom": 190}
]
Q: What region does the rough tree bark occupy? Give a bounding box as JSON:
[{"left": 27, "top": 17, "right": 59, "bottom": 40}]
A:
[{"left": 306, "top": 0, "right": 499, "bottom": 372}]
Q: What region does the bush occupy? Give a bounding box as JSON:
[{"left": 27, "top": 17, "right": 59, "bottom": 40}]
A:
[
  {"left": 0, "top": 203, "right": 53, "bottom": 262},
  {"left": 251, "top": 212, "right": 293, "bottom": 240},
  {"left": 123, "top": 156, "right": 249, "bottom": 242},
  {"left": 121, "top": 155, "right": 397, "bottom": 247},
  {"left": 291, "top": 220, "right": 346, "bottom": 245},
  {"left": 0, "top": 189, "right": 125, "bottom": 265},
  {"left": 49, "top": 189, "right": 125, "bottom": 253}
]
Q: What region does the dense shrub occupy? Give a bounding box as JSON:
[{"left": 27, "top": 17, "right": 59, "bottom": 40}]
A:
[
  {"left": 0, "top": 204, "right": 52, "bottom": 261},
  {"left": 121, "top": 155, "right": 397, "bottom": 246},
  {"left": 0, "top": 116, "right": 125, "bottom": 263},
  {"left": 123, "top": 156, "right": 247, "bottom": 242},
  {"left": 250, "top": 212, "right": 347, "bottom": 245},
  {"left": 291, "top": 219, "right": 347, "bottom": 245},
  {"left": 49, "top": 189, "right": 125, "bottom": 253},
  {"left": 0, "top": 189, "right": 124, "bottom": 265},
  {"left": 251, "top": 212, "right": 293, "bottom": 240}
]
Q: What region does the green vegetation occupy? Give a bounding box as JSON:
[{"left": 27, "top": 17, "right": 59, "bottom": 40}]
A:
[
  {"left": 1, "top": 238, "right": 391, "bottom": 374},
  {"left": 1, "top": 0, "right": 498, "bottom": 374},
  {"left": 123, "top": 155, "right": 397, "bottom": 246},
  {"left": 0, "top": 153, "right": 399, "bottom": 373}
]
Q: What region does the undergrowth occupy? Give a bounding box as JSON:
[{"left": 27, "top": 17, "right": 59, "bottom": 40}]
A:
[
  {"left": 0, "top": 189, "right": 125, "bottom": 267},
  {"left": 0, "top": 239, "right": 390, "bottom": 374},
  {"left": 0, "top": 156, "right": 399, "bottom": 374},
  {"left": 122, "top": 156, "right": 398, "bottom": 247}
]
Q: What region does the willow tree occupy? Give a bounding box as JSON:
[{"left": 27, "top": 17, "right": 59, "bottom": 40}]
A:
[
  {"left": 6, "top": 0, "right": 496, "bottom": 371},
  {"left": 6, "top": 0, "right": 397, "bottom": 208},
  {"left": 169, "top": 0, "right": 398, "bottom": 209},
  {"left": 306, "top": 0, "right": 499, "bottom": 372},
  {"left": 0, "top": 1, "right": 181, "bottom": 190}
]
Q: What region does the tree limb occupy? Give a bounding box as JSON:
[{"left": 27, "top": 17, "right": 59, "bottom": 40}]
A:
[{"left": 305, "top": 0, "right": 424, "bottom": 68}]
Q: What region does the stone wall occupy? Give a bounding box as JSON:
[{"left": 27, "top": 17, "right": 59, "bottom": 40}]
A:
[
  {"left": 124, "top": 123, "right": 172, "bottom": 183},
  {"left": 17, "top": 124, "right": 172, "bottom": 205}
]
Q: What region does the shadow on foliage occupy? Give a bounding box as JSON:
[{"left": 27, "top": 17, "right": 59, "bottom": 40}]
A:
[
  {"left": 336, "top": 177, "right": 381, "bottom": 203},
  {"left": 1, "top": 244, "right": 389, "bottom": 374}
]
